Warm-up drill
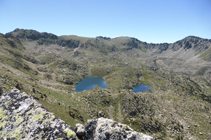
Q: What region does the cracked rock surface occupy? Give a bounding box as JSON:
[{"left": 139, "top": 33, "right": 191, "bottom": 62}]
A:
[{"left": 0, "top": 89, "right": 76, "bottom": 140}]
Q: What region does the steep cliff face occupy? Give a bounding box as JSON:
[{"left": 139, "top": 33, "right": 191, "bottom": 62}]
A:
[{"left": 0, "top": 89, "right": 153, "bottom": 140}]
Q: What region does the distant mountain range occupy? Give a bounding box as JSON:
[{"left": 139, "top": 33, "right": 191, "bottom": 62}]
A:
[{"left": 5, "top": 28, "right": 211, "bottom": 60}]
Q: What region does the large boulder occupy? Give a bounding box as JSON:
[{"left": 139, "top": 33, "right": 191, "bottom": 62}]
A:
[
  {"left": 75, "top": 123, "right": 85, "bottom": 139},
  {"left": 0, "top": 89, "right": 77, "bottom": 139},
  {"left": 85, "top": 118, "right": 153, "bottom": 140}
]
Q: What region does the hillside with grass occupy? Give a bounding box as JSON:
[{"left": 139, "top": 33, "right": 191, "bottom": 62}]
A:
[{"left": 0, "top": 29, "right": 211, "bottom": 139}]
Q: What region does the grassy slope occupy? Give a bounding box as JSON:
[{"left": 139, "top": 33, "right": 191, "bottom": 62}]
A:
[{"left": 0, "top": 35, "right": 211, "bottom": 139}]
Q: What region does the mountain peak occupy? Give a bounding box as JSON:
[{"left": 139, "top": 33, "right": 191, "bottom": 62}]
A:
[
  {"left": 184, "top": 35, "right": 202, "bottom": 40},
  {"left": 5, "top": 28, "right": 58, "bottom": 41}
]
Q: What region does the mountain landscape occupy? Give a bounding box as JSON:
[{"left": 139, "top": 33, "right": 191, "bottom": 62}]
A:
[{"left": 0, "top": 28, "right": 211, "bottom": 139}]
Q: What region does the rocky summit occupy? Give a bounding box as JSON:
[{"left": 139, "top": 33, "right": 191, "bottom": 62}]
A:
[{"left": 0, "top": 89, "right": 153, "bottom": 140}]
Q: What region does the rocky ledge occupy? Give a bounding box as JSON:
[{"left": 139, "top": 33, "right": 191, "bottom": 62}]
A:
[{"left": 0, "top": 89, "right": 153, "bottom": 140}]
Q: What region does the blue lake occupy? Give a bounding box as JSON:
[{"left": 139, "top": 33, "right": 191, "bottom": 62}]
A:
[
  {"left": 75, "top": 77, "right": 109, "bottom": 93},
  {"left": 133, "top": 84, "right": 152, "bottom": 93}
]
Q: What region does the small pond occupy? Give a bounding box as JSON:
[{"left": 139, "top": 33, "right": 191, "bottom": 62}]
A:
[
  {"left": 75, "top": 77, "right": 109, "bottom": 93},
  {"left": 133, "top": 84, "right": 152, "bottom": 93}
]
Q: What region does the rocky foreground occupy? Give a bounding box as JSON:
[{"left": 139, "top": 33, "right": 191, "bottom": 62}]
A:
[{"left": 0, "top": 89, "right": 153, "bottom": 140}]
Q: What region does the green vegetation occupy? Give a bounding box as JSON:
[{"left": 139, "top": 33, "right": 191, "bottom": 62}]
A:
[
  {"left": 195, "top": 66, "right": 209, "bottom": 75},
  {"left": 177, "top": 58, "right": 183, "bottom": 61},
  {"left": 200, "top": 48, "right": 211, "bottom": 61},
  {"left": 0, "top": 29, "right": 211, "bottom": 139}
]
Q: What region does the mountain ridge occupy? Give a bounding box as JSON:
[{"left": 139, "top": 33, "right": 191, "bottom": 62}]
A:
[
  {"left": 5, "top": 28, "right": 211, "bottom": 62},
  {"left": 5, "top": 28, "right": 210, "bottom": 44}
]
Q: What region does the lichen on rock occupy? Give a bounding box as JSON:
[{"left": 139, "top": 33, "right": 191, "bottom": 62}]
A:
[
  {"left": 0, "top": 89, "right": 77, "bottom": 139},
  {"left": 64, "top": 128, "right": 76, "bottom": 138}
]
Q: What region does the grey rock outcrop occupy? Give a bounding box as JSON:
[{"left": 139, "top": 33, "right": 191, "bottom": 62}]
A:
[
  {"left": 75, "top": 123, "right": 85, "bottom": 139},
  {"left": 85, "top": 118, "right": 153, "bottom": 140},
  {"left": 0, "top": 89, "right": 153, "bottom": 140},
  {"left": 0, "top": 89, "right": 77, "bottom": 139}
]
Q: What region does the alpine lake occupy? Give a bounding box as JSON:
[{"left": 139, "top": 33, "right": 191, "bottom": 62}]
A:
[
  {"left": 75, "top": 77, "right": 153, "bottom": 93},
  {"left": 75, "top": 77, "right": 109, "bottom": 93}
]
